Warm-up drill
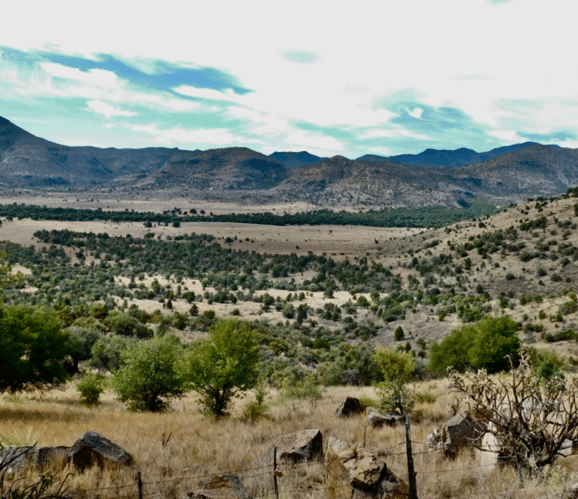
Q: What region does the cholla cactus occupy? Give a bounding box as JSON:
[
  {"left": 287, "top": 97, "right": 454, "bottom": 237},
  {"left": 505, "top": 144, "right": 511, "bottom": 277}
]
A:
[{"left": 449, "top": 353, "right": 578, "bottom": 476}]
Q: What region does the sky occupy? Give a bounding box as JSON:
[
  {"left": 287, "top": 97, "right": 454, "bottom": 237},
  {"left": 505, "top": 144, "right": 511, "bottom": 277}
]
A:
[{"left": 1, "top": 0, "right": 577, "bottom": 159}]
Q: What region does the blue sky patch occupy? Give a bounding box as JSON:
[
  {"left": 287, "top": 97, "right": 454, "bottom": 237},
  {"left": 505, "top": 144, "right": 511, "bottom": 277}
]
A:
[
  {"left": 0, "top": 46, "right": 251, "bottom": 96},
  {"left": 281, "top": 51, "right": 318, "bottom": 64}
]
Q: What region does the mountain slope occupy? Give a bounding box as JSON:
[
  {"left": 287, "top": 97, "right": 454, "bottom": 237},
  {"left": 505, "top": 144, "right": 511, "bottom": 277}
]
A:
[{"left": 0, "top": 117, "right": 182, "bottom": 186}]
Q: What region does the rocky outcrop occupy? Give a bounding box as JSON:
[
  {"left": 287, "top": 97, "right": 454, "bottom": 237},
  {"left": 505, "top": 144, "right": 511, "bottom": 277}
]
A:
[
  {"left": 325, "top": 446, "right": 408, "bottom": 499},
  {"left": 0, "top": 431, "right": 132, "bottom": 476},
  {"left": 366, "top": 408, "right": 403, "bottom": 428},
  {"left": 186, "top": 473, "right": 249, "bottom": 499},
  {"left": 441, "top": 412, "right": 486, "bottom": 458},
  {"left": 336, "top": 397, "right": 364, "bottom": 418}
]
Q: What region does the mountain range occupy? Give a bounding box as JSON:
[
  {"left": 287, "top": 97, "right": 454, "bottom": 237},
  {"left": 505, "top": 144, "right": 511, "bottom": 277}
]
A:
[{"left": 1, "top": 115, "right": 578, "bottom": 208}]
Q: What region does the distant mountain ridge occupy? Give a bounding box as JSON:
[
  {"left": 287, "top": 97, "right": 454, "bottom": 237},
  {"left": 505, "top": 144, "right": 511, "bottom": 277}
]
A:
[
  {"left": 356, "top": 142, "right": 548, "bottom": 167},
  {"left": 268, "top": 151, "right": 326, "bottom": 168},
  {"left": 1, "top": 115, "right": 578, "bottom": 209}
]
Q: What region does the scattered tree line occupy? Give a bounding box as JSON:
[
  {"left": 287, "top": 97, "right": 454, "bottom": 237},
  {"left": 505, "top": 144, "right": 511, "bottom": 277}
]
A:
[{"left": 0, "top": 201, "right": 498, "bottom": 228}]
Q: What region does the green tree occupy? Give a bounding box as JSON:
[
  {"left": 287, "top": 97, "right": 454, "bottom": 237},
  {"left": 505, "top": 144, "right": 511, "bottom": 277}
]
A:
[
  {"left": 112, "top": 335, "right": 184, "bottom": 412},
  {"left": 88, "top": 334, "right": 134, "bottom": 372},
  {"left": 68, "top": 326, "right": 102, "bottom": 373},
  {"left": 373, "top": 347, "right": 416, "bottom": 414},
  {"left": 178, "top": 319, "right": 260, "bottom": 417},
  {"left": 103, "top": 311, "right": 153, "bottom": 338},
  {"left": 0, "top": 305, "right": 71, "bottom": 392},
  {"left": 77, "top": 372, "right": 105, "bottom": 407},
  {"left": 429, "top": 315, "right": 520, "bottom": 374}
]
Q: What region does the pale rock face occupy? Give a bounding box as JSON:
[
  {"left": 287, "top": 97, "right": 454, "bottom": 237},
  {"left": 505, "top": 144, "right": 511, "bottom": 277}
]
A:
[{"left": 325, "top": 446, "right": 409, "bottom": 499}]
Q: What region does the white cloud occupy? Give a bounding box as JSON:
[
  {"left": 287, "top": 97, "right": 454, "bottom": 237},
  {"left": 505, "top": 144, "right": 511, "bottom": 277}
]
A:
[
  {"left": 40, "top": 63, "right": 119, "bottom": 88},
  {"left": 126, "top": 123, "right": 257, "bottom": 147},
  {"left": 487, "top": 129, "right": 524, "bottom": 143},
  {"left": 85, "top": 100, "right": 137, "bottom": 119},
  {"left": 281, "top": 130, "right": 344, "bottom": 156},
  {"left": 358, "top": 128, "right": 429, "bottom": 140},
  {"left": 408, "top": 107, "right": 423, "bottom": 119}
]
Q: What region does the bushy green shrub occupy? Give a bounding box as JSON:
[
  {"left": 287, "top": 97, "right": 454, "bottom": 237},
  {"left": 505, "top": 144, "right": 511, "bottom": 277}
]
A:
[
  {"left": 77, "top": 373, "right": 105, "bottom": 407},
  {"left": 428, "top": 316, "right": 520, "bottom": 374}
]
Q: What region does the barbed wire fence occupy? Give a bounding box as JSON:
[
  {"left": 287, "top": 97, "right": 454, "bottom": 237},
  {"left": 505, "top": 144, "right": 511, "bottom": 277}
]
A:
[{"left": 11, "top": 436, "right": 520, "bottom": 499}]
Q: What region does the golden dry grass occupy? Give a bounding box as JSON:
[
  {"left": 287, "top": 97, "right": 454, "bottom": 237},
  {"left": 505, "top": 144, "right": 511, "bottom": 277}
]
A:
[{"left": 2, "top": 381, "right": 578, "bottom": 498}]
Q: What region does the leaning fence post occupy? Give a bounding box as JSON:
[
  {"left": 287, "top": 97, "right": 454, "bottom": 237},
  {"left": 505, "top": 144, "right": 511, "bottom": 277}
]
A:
[{"left": 135, "top": 470, "right": 143, "bottom": 499}]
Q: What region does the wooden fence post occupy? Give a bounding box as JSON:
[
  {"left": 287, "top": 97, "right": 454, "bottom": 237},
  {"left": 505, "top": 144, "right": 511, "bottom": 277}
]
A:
[
  {"left": 405, "top": 415, "right": 418, "bottom": 499},
  {"left": 136, "top": 470, "right": 143, "bottom": 499},
  {"left": 273, "top": 447, "right": 279, "bottom": 499}
]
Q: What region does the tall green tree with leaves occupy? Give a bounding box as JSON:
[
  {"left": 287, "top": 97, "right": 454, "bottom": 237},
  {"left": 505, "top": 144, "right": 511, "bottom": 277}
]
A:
[
  {"left": 178, "top": 319, "right": 260, "bottom": 417},
  {"left": 0, "top": 305, "right": 71, "bottom": 392},
  {"left": 112, "top": 335, "right": 184, "bottom": 412},
  {"left": 373, "top": 347, "right": 418, "bottom": 499}
]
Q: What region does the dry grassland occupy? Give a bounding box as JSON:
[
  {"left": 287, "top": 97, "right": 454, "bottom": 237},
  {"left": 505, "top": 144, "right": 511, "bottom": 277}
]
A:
[{"left": 2, "top": 380, "right": 578, "bottom": 499}]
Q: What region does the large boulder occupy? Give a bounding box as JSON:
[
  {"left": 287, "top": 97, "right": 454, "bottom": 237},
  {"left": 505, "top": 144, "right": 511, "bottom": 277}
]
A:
[
  {"left": 186, "top": 474, "right": 249, "bottom": 499},
  {"left": 442, "top": 412, "right": 486, "bottom": 458},
  {"left": 69, "top": 431, "right": 133, "bottom": 471},
  {"left": 366, "top": 407, "right": 403, "bottom": 428},
  {"left": 325, "top": 446, "right": 408, "bottom": 499},
  {"left": 336, "top": 397, "right": 364, "bottom": 418}
]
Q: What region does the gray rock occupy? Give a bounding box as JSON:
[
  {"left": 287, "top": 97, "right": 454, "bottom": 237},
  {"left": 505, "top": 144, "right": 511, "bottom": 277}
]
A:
[
  {"left": 272, "top": 428, "right": 323, "bottom": 464},
  {"left": 186, "top": 474, "right": 248, "bottom": 499},
  {"left": 442, "top": 412, "right": 486, "bottom": 458},
  {"left": 366, "top": 407, "right": 403, "bottom": 428},
  {"left": 325, "top": 446, "right": 408, "bottom": 499},
  {"left": 327, "top": 436, "right": 350, "bottom": 453},
  {"left": 69, "top": 431, "right": 133, "bottom": 470},
  {"left": 0, "top": 446, "right": 69, "bottom": 475},
  {"left": 336, "top": 397, "right": 364, "bottom": 418}
]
